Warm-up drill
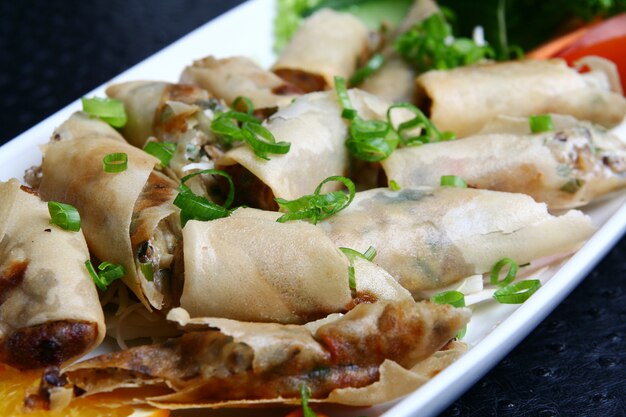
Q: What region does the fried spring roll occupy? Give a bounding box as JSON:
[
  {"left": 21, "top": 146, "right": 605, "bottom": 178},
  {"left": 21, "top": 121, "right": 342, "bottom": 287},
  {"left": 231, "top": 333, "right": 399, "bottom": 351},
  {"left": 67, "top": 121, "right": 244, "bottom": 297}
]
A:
[
  {"left": 38, "top": 113, "right": 181, "bottom": 310},
  {"left": 106, "top": 81, "right": 210, "bottom": 148},
  {"left": 416, "top": 58, "right": 626, "bottom": 137},
  {"left": 107, "top": 81, "right": 233, "bottom": 201},
  {"left": 217, "top": 89, "right": 396, "bottom": 209},
  {"left": 178, "top": 208, "right": 411, "bottom": 324},
  {"left": 0, "top": 179, "right": 105, "bottom": 369},
  {"left": 180, "top": 56, "right": 303, "bottom": 110},
  {"left": 60, "top": 300, "right": 470, "bottom": 406},
  {"left": 382, "top": 118, "right": 626, "bottom": 209},
  {"left": 319, "top": 187, "right": 595, "bottom": 294},
  {"left": 273, "top": 9, "right": 369, "bottom": 93},
  {"left": 360, "top": 0, "right": 439, "bottom": 103}
]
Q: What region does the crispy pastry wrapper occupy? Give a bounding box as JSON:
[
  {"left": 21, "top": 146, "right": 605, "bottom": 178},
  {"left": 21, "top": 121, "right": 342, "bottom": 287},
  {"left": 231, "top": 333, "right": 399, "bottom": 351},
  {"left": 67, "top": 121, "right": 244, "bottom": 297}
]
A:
[
  {"left": 180, "top": 55, "right": 302, "bottom": 110},
  {"left": 61, "top": 300, "right": 470, "bottom": 407},
  {"left": 272, "top": 9, "right": 369, "bottom": 93},
  {"left": 106, "top": 80, "right": 210, "bottom": 148},
  {"left": 0, "top": 179, "right": 105, "bottom": 369},
  {"left": 319, "top": 187, "right": 596, "bottom": 294},
  {"left": 180, "top": 207, "right": 411, "bottom": 324},
  {"left": 382, "top": 116, "right": 626, "bottom": 209},
  {"left": 38, "top": 112, "right": 180, "bottom": 310},
  {"left": 416, "top": 58, "right": 626, "bottom": 137},
  {"left": 180, "top": 213, "right": 352, "bottom": 324},
  {"left": 217, "top": 89, "right": 405, "bottom": 208}
]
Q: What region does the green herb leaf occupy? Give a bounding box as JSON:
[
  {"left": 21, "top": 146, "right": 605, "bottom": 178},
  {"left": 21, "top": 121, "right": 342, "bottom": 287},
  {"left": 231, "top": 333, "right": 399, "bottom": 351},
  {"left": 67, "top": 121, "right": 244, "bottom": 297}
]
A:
[
  {"left": 560, "top": 178, "right": 585, "bottom": 194},
  {"left": 394, "top": 13, "right": 495, "bottom": 72},
  {"left": 389, "top": 179, "right": 401, "bottom": 191}
]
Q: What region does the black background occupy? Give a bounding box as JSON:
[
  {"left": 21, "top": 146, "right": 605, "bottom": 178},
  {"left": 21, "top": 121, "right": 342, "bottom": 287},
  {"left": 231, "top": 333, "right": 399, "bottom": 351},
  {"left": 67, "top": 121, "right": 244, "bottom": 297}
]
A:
[{"left": 1, "top": 1, "right": 624, "bottom": 416}]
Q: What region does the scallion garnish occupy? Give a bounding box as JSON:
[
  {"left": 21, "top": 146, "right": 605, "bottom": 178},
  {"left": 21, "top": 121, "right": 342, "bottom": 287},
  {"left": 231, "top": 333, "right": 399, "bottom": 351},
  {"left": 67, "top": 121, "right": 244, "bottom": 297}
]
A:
[
  {"left": 81, "top": 97, "right": 127, "bottom": 128},
  {"left": 493, "top": 279, "right": 541, "bottom": 304},
  {"left": 440, "top": 175, "right": 467, "bottom": 188},
  {"left": 103, "top": 153, "right": 128, "bottom": 173},
  {"left": 143, "top": 142, "right": 176, "bottom": 167},
  {"left": 389, "top": 180, "right": 401, "bottom": 191},
  {"left": 387, "top": 103, "right": 455, "bottom": 145},
  {"left": 335, "top": 77, "right": 452, "bottom": 162},
  {"left": 174, "top": 169, "right": 235, "bottom": 226},
  {"left": 47, "top": 201, "right": 81, "bottom": 232},
  {"left": 335, "top": 76, "right": 400, "bottom": 161},
  {"left": 85, "top": 260, "right": 125, "bottom": 291},
  {"left": 350, "top": 53, "right": 385, "bottom": 86},
  {"left": 490, "top": 258, "right": 519, "bottom": 287},
  {"left": 340, "top": 246, "right": 377, "bottom": 263},
  {"left": 430, "top": 290, "right": 466, "bottom": 338},
  {"left": 334, "top": 76, "right": 357, "bottom": 120},
  {"left": 210, "top": 96, "right": 291, "bottom": 160},
  {"left": 299, "top": 384, "right": 318, "bottom": 417},
  {"left": 529, "top": 114, "right": 554, "bottom": 133},
  {"left": 560, "top": 178, "right": 585, "bottom": 194},
  {"left": 275, "top": 176, "right": 355, "bottom": 224},
  {"left": 339, "top": 247, "right": 376, "bottom": 293},
  {"left": 394, "top": 13, "right": 495, "bottom": 72},
  {"left": 140, "top": 262, "right": 154, "bottom": 282}
]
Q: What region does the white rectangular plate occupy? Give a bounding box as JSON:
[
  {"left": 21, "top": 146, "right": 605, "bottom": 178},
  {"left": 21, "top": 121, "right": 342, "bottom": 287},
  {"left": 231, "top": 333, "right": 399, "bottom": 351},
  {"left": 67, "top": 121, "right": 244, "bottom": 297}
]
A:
[{"left": 2, "top": 1, "right": 626, "bottom": 416}]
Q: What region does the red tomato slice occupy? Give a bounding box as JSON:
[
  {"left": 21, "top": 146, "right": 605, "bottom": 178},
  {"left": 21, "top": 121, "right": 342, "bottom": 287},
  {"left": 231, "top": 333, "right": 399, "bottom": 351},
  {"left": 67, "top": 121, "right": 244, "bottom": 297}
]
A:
[{"left": 556, "top": 14, "right": 626, "bottom": 89}]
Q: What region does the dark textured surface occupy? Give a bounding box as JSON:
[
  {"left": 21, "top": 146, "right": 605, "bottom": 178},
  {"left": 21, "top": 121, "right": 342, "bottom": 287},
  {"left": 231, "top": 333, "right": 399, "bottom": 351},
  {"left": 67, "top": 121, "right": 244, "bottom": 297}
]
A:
[{"left": 1, "top": 1, "right": 625, "bottom": 416}]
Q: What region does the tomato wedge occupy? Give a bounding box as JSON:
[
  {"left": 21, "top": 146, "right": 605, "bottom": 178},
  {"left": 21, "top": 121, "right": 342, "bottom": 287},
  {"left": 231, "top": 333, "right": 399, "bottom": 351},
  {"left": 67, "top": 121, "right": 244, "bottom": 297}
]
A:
[{"left": 556, "top": 14, "right": 626, "bottom": 89}]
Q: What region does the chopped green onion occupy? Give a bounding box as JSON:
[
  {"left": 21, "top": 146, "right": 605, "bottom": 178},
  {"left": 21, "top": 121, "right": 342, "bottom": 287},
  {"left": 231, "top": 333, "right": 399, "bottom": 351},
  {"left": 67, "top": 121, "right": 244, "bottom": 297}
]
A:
[
  {"left": 174, "top": 169, "right": 235, "bottom": 226},
  {"left": 387, "top": 103, "right": 455, "bottom": 145},
  {"left": 389, "top": 179, "right": 401, "bottom": 191},
  {"left": 350, "top": 53, "right": 385, "bottom": 86},
  {"left": 241, "top": 122, "right": 291, "bottom": 160},
  {"left": 47, "top": 201, "right": 81, "bottom": 232},
  {"left": 103, "top": 153, "right": 128, "bottom": 173},
  {"left": 232, "top": 96, "right": 255, "bottom": 115},
  {"left": 340, "top": 246, "right": 377, "bottom": 293},
  {"left": 493, "top": 279, "right": 541, "bottom": 304},
  {"left": 300, "top": 384, "right": 318, "bottom": 417},
  {"left": 490, "top": 258, "right": 519, "bottom": 287},
  {"left": 431, "top": 290, "right": 466, "bottom": 308},
  {"left": 210, "top": 99, "right": 291, "bottom": 160},
  {"left": 440, "top": 175, "right": 467, "bottom": 188},
  {"left": 143, "top": 142, "right": 176, "bottom": 167},
  {"left": 430, "top": 290, "right": 466, "bottom": 338},
  {"left": 276, "top": 176, "right": 355, "bottom": 224},
  {"left": 394, "top": 13, "right": 495, "bottom": 72},
  {"left": 334, "top": 76, "right": 357, "bottom": 120},
  {"left": 81, "top": 97, "right": 127, "bottom": 128},
  {"left": 346, "top": 117, "right": 399, "bottom": 162},
  {"left": 340, "top": 246, "right": 377, "bottom": 262},
  {"left": 529, "top": 115, "right": 554, "bottom": 133},
  {"left": 560, "top": 178, "right": 585, "bottom": 194},
  {"left": 85, "top": 260, "right": 125, "bottom": 291},
  {"left": 140, "top": 262, "right": 154, "bottom": 282}
]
